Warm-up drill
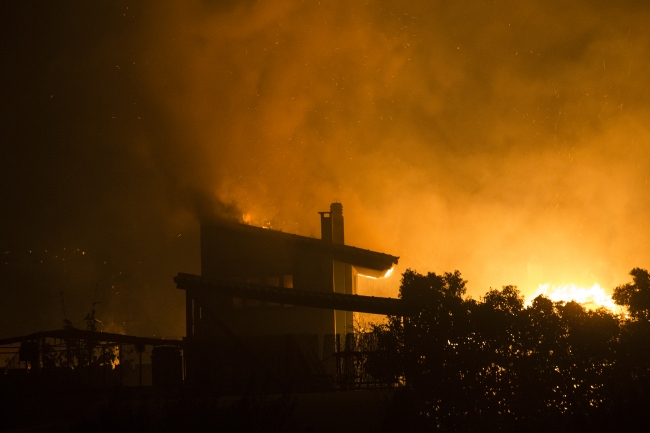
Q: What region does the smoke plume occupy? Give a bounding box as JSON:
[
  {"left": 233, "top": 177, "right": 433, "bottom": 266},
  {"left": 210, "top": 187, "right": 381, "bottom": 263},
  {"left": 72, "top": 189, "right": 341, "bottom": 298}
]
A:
[{"left": 2, "top": 0, "right": 650, "bottom": 337}]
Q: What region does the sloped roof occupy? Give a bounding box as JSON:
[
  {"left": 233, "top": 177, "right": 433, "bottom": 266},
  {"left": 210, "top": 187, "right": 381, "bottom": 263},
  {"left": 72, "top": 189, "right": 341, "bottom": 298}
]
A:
[{"left": 203, "top": 219, "right": 399, "bottom": 272}]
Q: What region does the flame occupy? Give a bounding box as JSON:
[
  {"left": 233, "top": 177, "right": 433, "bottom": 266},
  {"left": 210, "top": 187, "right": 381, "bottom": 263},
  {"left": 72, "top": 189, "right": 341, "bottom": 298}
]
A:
[
  {"left": 358, "top": 266, "right": 395, "bottom": 280},
  {"left": 526, "top": 283, "right": 618, "bottom": 313}
]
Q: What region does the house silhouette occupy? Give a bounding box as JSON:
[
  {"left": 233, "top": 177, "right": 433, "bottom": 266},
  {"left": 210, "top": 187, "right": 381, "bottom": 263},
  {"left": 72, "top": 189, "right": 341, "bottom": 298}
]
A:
[{"left": 178, "top": 203, "right": 399, "bottom": 390}]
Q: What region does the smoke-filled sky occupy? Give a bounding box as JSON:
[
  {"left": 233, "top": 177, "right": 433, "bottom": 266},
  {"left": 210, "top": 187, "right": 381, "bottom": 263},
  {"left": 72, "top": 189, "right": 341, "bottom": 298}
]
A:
[{"left": 2, "top": 0, "right": 649, "bottom": 338}]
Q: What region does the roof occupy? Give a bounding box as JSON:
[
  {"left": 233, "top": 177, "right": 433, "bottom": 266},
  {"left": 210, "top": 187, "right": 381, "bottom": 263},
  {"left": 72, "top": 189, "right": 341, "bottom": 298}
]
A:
[
  {"left": 203, "top": 218, "right": 399, "bottom": 272},
  {"left": 174, "top": 273, "right": 413, "bottom": 316}
]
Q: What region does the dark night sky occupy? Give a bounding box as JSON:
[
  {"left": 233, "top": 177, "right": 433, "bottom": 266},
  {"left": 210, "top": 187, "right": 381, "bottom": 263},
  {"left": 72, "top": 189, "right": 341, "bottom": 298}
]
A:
[
  {"left": 2, "top": 1, "right": 650, "bottom": 338},
  {"left": 2, "top": 2, "right": 200, "bottom": 338}
]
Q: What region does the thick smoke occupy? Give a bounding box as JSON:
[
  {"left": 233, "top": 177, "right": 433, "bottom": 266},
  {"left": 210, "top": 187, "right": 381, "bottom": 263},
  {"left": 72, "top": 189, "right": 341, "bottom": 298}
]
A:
[
  {"left": 135, "top": 1, "right": 650, "bottom": 294},
  {"left": 2, "top": 0, "right": 650, "bottom": 337}
]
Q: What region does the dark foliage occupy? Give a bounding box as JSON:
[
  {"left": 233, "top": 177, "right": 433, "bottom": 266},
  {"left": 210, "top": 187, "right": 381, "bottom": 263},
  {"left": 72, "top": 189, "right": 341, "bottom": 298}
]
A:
[
  {"left": 367, "top": 268, "right": 650, "bottom": 432},
  {"left": 68, "top": 391, "right": 297, "bottom": 433},
  {"left": 613, "top": 267, "right": 650, "bottom": 321}
]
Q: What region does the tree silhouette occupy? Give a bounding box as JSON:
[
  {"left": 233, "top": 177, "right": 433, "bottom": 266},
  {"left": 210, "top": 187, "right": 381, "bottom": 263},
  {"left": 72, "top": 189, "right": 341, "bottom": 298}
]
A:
[
  {"left": 613, "top": 267, "right": 650, "bottom": 321},
  {"left": 367, "top": 268, "right": 648, "bottom": 432}
]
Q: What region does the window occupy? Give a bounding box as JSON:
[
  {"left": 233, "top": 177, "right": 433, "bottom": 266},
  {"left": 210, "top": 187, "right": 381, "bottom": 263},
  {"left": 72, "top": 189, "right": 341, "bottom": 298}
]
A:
[
  {"left": 266, "top": 277, "right": 280, "bottom": 306},
  {"left": 246, "top": 277, "right": 261, "bottom": 306},
  {"left": 283, "top": 275, "right": 294, "bottom": 307},
  {"left": 229, "top": 275, "right": 294, "bottom": 309}
]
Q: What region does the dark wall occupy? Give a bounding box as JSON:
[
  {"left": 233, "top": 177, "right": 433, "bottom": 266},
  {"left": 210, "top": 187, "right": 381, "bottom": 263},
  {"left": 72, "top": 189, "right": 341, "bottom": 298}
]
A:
[{"left": 197, "top": 222, "right": 336, "bottom": 337}]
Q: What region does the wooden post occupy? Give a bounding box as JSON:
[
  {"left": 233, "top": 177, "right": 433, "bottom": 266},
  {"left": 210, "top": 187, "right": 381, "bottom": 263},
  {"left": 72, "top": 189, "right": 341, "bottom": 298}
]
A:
[
  {"left": 186, "top": 291, "right": 194, "bottom": 338},
  {"left": 139, "top": 347, "right": 143, "bottom": 387},
  {"left": 102, "top": 346, "right": 106, "bottom": 386},
  {"left": 335, "top": 333, "right": 341, "bottom": 388},
  {"left": 41, "top": 337, "right": 46, "bottom": 370}
]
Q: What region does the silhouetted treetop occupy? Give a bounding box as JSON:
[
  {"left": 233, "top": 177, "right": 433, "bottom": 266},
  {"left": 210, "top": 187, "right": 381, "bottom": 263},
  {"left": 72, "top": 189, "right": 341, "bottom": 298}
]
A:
[
  {"left": 481, "top": 285, "right": 524, "bottom": 315},
  {"left": 399, "top": 268, "right": 467, "bottom": 303},
  {"left": 613, "top": 267, "right": 650, "bottom": 321}
]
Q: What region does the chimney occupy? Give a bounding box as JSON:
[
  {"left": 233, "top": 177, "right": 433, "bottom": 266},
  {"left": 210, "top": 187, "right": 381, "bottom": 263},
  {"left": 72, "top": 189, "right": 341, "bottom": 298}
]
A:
[
  {"left": 318, "top": 211, "right": 332, "bottom": 243},
  {"left": 330, "top": 202, "right": 344, "bottom": 244},
  {"left": 318, "top": 202, "right": 344, "bottom": 244}
]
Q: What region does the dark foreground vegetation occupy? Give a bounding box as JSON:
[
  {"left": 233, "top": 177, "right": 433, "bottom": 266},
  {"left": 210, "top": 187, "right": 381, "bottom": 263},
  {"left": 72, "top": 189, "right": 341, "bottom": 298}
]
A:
[
  {"left": 368, "top": 268, "right": 650, "bottom": 432},
  {"left": 2, "top": 269, "right": 649, "bottom": 432}
]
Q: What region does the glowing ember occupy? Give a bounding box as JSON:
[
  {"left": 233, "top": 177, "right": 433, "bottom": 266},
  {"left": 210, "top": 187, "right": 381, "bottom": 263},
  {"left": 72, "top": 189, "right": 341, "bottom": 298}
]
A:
[{"left": 527, "top": 283, "right": 618, "bottom": 313}]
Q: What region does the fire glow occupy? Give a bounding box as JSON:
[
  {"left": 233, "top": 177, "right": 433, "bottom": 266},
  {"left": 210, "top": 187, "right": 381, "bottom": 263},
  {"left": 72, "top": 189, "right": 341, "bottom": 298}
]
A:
[
  {"left": 527, "top": 283, "right": 618, "bottom": 313},
  {"left": 358, "top": 267, "right": 395, "bottom": 280}
]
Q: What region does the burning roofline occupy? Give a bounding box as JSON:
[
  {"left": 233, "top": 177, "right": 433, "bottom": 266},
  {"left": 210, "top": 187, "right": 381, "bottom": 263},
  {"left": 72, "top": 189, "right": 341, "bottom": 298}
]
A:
[{"left": 201, "top": 218, "right": 399, "bottom": 272}]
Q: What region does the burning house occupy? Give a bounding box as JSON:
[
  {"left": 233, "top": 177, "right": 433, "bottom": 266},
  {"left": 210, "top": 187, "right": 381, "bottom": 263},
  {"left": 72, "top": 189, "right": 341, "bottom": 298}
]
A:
[
  {"left": 1, "top": 203, "right": 402, "bottom": 395},
  {"left": 176, "top": 203, "right": 400, "bottom": 390}
]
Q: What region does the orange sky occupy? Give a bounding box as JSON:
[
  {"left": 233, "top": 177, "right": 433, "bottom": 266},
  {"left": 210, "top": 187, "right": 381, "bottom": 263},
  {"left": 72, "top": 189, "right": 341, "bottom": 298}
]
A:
[
  {"left": 3, "top": 0, "right": 649, "bottom": 337},
  {"left": 137, "top": 1, "right": 650, "bottom": 299}
]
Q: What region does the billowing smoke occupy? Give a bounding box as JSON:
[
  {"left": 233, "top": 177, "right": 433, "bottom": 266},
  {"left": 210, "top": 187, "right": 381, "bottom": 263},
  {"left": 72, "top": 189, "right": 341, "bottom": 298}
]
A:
[
  {"left": 136, "top": 1, "right": 650, "bottom": 293},
  {"left": 2, "top": 0, "right": 650, "bottom": 337}
]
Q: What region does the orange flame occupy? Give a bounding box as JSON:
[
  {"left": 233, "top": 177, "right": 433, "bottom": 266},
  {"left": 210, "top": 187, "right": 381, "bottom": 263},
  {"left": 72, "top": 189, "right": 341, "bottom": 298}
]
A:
[{"left": 526, "top": 283, "right": 619, "bottom": 314}]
